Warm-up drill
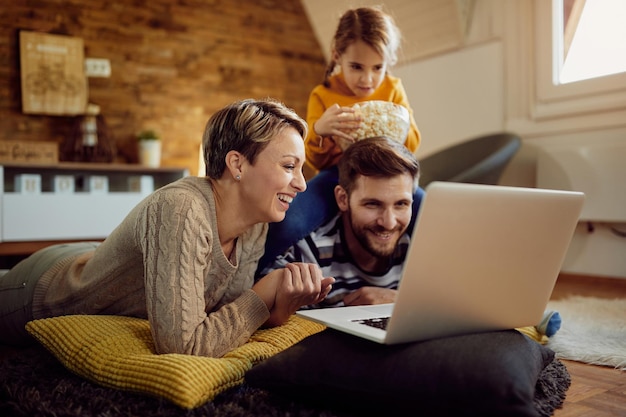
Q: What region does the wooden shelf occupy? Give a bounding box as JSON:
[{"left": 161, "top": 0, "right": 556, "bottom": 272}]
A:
[
  {"left": 0, "top": 239, "right": 101, "bottom": 256},
  {"left": 0, "top": 161, "right": 186, "bottom": 173}
]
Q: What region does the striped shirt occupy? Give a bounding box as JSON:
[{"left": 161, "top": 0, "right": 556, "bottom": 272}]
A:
[{"left": 263, "top": 214, "right": 410, "bottom": 308}]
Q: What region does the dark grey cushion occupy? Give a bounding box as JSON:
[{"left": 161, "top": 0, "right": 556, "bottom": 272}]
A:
[{"left": 246, "top": 329, "right": 554, "bottom": 417}]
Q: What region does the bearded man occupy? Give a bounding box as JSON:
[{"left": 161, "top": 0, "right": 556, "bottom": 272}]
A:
[{"left": 260, "top": 136, "right": 419, "bottom": 308}]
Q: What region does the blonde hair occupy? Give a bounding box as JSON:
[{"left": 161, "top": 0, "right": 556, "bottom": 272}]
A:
[
  {"left": 202, "top": 98, "right": 307, "bottom": 178},
  {"left": 324, "top": 6, "right": 401, "bottom": 87}
]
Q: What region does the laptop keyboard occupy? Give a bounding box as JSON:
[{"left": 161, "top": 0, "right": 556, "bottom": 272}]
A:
[{"left": 352, "top": 316, "right": 390, "bottom": 330}]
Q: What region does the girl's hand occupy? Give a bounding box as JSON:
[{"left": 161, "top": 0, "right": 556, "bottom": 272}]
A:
[
  {"left": 264, "top": 263, "right": 334, "bottom": 327},
  {"left": 313, "top": 103, "right": 361, "bottom": 141}
]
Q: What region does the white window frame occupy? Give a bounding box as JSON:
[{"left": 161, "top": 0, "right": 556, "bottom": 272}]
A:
[{"left": 533, "top": 0, "right": 626, "bottom": 121}]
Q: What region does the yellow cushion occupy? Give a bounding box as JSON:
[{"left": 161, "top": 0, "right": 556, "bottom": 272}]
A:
[
  {"left": 25, "top": 314, "right": 325, "bottom": 409},
  {"left": 516, "top": 326, "right": 549, "bottom": 344}
]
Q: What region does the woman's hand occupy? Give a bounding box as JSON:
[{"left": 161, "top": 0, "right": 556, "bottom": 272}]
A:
[
  {"left": 253, "top": 263, "right": 334, "bottom": 327},
  {"left": 251, "top": 269, "right": 282, "bottom": 313},
  {"left": 313, "top": 103, "right": 361, "bottom": 142}
]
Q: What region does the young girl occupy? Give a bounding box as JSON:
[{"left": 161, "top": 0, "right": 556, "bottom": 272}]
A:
[
  {"left": 259, "top": 6, "right": 423, "bottom": 271},
  {"left": 305, "top": 6, "right": 420, "bottom": 171}
]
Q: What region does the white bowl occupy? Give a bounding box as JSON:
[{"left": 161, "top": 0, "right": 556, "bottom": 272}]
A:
[{"left": 337, "top": 100, "right": 410, "bottom": 150}]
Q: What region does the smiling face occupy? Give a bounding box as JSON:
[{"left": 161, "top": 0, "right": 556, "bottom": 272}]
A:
[
  {"left": 336, "top": 173, "right": 413, "bottom": 268},
  {"left": 239, "top": 126, "right": 307, "bottom": 223},
  {"left": 334, "top": 40, "right": 387, "bottom": 98}
]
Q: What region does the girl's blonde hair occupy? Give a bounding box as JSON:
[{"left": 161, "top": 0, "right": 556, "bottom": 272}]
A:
[{"left": 323, "top": 6, "right": 401, "bottom": 88}]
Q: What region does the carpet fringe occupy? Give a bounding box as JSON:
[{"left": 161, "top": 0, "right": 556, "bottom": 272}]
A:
[{"left": 533, "top": 359, "right": 571, "bottom": 417}]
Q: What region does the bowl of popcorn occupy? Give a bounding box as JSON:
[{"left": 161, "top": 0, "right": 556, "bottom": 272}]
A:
[{"left": 337, "top": 100, "right": 410, "bottom": 150}]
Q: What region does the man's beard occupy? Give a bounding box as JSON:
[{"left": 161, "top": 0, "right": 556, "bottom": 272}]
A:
[{"left": 348, "top": 214, "right": 404, "bottom": 258}]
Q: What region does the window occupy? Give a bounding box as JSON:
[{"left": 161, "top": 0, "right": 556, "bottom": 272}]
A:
[
  {"left": 533, "top": 0, "right": 626, "bottom": 120},
  {"left": 557, "top": 0, "right": 626, "bottom": 84}
]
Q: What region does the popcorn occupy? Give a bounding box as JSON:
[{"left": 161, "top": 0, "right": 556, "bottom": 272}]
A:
[{"left": 337, "top": 101, "right": 410, "bottom": 150}]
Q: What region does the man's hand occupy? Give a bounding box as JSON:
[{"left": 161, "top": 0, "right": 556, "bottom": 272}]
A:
[{"left": 343, "top": 287, "right": 397, "bottom": 306}]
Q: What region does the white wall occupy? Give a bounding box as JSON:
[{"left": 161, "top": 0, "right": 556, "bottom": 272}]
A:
[
  {"left": 529, "top": 128, "right": 626, "bottom": 278},
  {"left": 394, "top": 41, "right": 504, "bottom": 159},
  {"left": 394, "top": 1, "right": 626, "bottom": 278}
]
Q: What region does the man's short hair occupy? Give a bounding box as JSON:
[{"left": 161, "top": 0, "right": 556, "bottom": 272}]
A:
[{"left": 337, "top": 136, "right": 420, "bottom": 195}]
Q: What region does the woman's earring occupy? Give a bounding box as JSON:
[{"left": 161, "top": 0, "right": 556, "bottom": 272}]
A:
[{"left": 235, "top": 174, "right": 241, "bottom": 181}]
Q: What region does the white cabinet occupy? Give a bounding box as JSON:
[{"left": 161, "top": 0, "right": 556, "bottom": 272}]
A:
[{"left": 0, "top": 162, "right": 188, "bottom": 246}]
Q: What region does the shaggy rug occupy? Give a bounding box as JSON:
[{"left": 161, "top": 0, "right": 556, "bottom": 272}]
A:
[
  {"left": 0, "top": 343, "right": 570, "bottom": 417},
  {"left": 547, "top": 296, "right": 626, "bottom": 370}
]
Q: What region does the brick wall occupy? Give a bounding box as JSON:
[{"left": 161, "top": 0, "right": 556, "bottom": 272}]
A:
[{"left": 0, "top": 0, "right": 325, "bottom": 174}]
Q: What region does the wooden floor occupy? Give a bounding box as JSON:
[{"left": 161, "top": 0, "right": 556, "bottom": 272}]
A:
[{"left": 549, "top": 274, "right": 626, "bottom": 417}]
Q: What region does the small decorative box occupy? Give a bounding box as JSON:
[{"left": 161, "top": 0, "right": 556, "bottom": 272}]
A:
[
  {"left": 128, "top": 175, "right": 154, "bottom": 194},
  {"left": 52, "top": 175, "right": 75, "bottom": 193},
  {"left": 14, "top": 174, "right": 42, "bottom": 194},
  {"left": 85, "top": 175, "right": 109, "bottom": 193}
]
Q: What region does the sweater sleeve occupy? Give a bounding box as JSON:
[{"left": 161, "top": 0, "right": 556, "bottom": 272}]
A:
[
  {"left": 140, "top": 190, "right": 270, "bottom": 358},
  {"left": 304, "top": 91, "right": 344, "bottom": 172}
]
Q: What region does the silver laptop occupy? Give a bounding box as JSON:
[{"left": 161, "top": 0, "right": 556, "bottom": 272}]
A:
[{"left": 296, "top": 181, "right": 585, "bottom": 344}]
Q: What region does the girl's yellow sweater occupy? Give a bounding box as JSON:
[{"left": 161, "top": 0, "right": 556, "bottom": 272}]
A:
[{"left": 305, "top": 72, "right": 421, "bottom": 171}]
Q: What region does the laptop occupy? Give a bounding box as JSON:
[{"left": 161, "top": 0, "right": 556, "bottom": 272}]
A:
[{"left": 296, "top": 181, "right": 585, "bottom": 344}]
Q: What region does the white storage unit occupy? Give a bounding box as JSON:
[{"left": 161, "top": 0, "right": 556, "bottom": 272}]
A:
[{"left": 0, "top": 162, "right": 188, "bottom": 245}]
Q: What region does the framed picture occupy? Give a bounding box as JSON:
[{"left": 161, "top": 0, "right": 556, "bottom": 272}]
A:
[{"left": 19, "top": 31, "right": 87, "bottom": 115}]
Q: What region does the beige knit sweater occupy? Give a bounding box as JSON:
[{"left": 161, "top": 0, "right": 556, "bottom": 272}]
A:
[{"left": 32, "top": 176, "right": 271, "bottom": 357}]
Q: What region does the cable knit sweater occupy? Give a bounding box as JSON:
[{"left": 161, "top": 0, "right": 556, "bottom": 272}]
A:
[{"left": 31, "top": 176, "right": 270, "bottom": 358}]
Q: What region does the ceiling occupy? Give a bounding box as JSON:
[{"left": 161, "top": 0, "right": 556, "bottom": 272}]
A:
[{"left": 300, "top": 0, "right": 476, "bottom": 65}]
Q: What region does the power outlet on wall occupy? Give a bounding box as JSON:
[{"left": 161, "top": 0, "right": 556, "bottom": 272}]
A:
[{"left": 85, "top": 58, "right": 111, "bottom": 78}]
